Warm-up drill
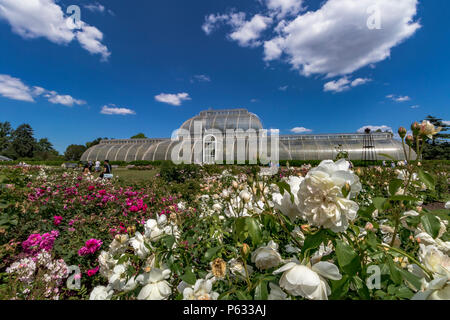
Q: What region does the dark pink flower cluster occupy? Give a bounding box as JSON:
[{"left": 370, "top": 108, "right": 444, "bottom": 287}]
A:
[
  {"left": 53, "top": 216, "right": 63, "bottom": 226},
  {"left": 22, "top": 231, "right": 59, "bottom": 255},
  {"left": 78, "top": 239, "right": 103, "bottom": 256}
]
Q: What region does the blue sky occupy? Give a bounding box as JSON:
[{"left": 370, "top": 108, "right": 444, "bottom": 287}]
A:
[{"left": 0, "top": 0, "right": 449, "bottom": 153}]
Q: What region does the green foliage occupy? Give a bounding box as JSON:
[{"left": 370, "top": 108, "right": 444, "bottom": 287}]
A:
[
  {"left": 64, "top": 145, "right": 87, "bottom": 161},
  {"left": 130, "top": 133, "right": 147, "bottom": 139}
]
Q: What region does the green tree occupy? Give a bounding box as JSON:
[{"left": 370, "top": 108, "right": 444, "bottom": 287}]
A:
[
  {"left": 131, "top": 133, "right": 147, "bottom": 139},
  {"left": 34, "top": 138, "right": 60, "bottom": 160},
  {"left": 35, "top": 138, "right": 55, "bottom": 153},
  {"left": 86, "top": 137, "right": 108, "bottom": 149},
  {"left": 64, "top": 144, "right": 87, "bottom": 161},
  {"left": 0, "top": 121, "right": 13, "bottom": 153},
  {"left": 420, "top": 115, "right": 450, "bottom": 160},
  {"left": 11, "top": 124, "right": 36, "bottom": 158}
]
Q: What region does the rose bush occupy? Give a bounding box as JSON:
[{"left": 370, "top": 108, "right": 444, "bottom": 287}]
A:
[{"left": 0, "top": 122, "right": 448, "bottom": 300}]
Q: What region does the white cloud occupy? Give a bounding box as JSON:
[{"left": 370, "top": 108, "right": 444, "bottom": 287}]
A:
[
  {"left": 46, "top": 92, "right": 86, "bottom": 107},
  {"left": 205, "top": 0, "right": 420, "bottom": 77},
  {"left": 100, "top": 105, "right": 136, "bottom": 115},
  {"left": 251, "top": 98, "right": 259, "bottom": 103},
  {"left": 442, "top": 121, "right": 449, "bottom": 126},
  {"left": 32, "top": 86, "right": 46, "bottom": 96},
  {"left": 264, "top": 0, "right": 304, "bottom": 18},
  {"left": 192, "top": 74, "right": 211, "bottom": 83},
  {"left": 351, "top": 78, "right": 371, "bottom": 87},
  {"left": 262, "top": 0, "right": 420, "bottom": 77},
  {"left": 0, "top": 0, "right": 110, "bottom": 60},
  {"left": 387, "top": 94, "right": 411, "bottom": 102},
  {"left": 410, "top": 105, "right": 420, "bottom": 109},
  {"left": 229, "top": 14, "right": 273, "bottom": 47},
  {"left": 263, "top": 36, "right": 284, "bottom": 61},
  {"left": 279, "top": 85, "right": 288, "bottom": 91},
  {"left": 324, "top": 77, "right": 351, "bottom": 93},
  {"left": 84, "top": 3, "right": 105, "bottom": 13},
  {"left": 155, "top": 93, "right": 191, "bottom": 106},
  {"left": 0, "top": 74, "right": 34, "bottom": 102},
  {"left": 76, "top": 22, "right": 111, "bottom": 61},
  {"left": 357, "top": 125, "right": 393, "bottom": 133},
  {"left": 324, "top": 77, "right": 371, "bottom": 93},
  {"left": 0, "top": 74, "right": 85, "bottom": 106},
  {"left": 291, "top": 127, "right": 312, "bottom": 133},
  {"left": 202, "top": 12, "right": 272, "bottom": 47},
  {"left": 202, "top": 13, "right": 231, "bottom": 35}
]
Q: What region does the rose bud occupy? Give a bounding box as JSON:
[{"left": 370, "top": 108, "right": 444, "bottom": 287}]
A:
[
  {"left": 398, "top": 127, "right": 407, "bottom": 139},
  {"left": 405, "top": 135, "right": 414, "bottom": 147},
  {"left": 411, "top": 122, "right": 421, "bottom": 136}
]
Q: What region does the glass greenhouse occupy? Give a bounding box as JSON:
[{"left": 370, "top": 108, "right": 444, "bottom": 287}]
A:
[{"left": 81, "top": 109, "right": 413, "bottom": 163}]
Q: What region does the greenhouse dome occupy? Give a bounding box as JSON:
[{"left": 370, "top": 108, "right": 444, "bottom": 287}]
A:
[{"left": 81, "top": 109, "right": 414, "bottom": 163}]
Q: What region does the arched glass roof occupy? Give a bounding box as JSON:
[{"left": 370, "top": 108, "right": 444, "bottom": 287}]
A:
[{"left": 80, "top": 109, "right": 415, "bottom": 162}]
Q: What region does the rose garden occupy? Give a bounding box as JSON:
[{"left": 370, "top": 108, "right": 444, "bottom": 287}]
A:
[{"left": 0, "top": 121, "right": 448, "bottom": 300}]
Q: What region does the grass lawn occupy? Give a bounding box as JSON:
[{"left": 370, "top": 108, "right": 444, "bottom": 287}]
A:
[{"left": 113, "top": 168, "right": 159, "bottom": 183}]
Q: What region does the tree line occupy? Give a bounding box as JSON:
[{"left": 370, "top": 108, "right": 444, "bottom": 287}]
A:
[{"left": 0, "top": 122, "right": 149, "bottom": 162}]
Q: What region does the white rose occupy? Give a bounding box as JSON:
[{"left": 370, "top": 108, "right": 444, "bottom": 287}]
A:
[
  {"left": 239, "top": 190, "right": 251, "bottom": 203},
  {"left": 272, "top": 176, "right": 304, "bottom": 222},
  {"left": 412, "top": 277, "right": 450, "bottom": 300},
  {"left": 130, "top": 232, "right": 151, "bottom": 258},
  {"left": 228, "top": 258, "right": 253, "bottom": 279},
  {"left": 89, "top": 285, "right": 113, "bottom": 300},
  {"left": 251, "top": 240, "right": 283, "bottom": 270},
  {"left": 98, "top": 251, "right": 117, "bottom": 278},
  {"left": 136, "top": 268, "right": 172, "bottom": 300},
  {"left": 108, "top": 264, "right": 129, "bottom": 291},
  {"left": 144, "top": 219, "right": 165, "bottom": 241},
  {"left": 418, "top": 244, "right": 450, "bottom": 278},
  {"left": 109, "top": 234, "right": 129, "bottom": 255},
  {"left": 297, "top": 159, "right": 360, "bottom": 233},
  {"left": 274, "top": 260, "right": 342, "bottom": 300},
  {"left": 182, "top": 278, "right": 219, "bottom": 300},
  {"left": 445, "top": 201, "right": 450, "bottom": 210}
]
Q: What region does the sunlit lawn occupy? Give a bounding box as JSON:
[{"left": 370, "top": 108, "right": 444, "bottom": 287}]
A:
[{"left": 113, "top": 168, "right": 159, "bottom": 183}]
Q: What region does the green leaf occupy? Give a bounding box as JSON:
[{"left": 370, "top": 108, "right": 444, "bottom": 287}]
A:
[
  {"left": 417, "top": 168, "right": 435, "bottom": 191},
  {"left": 302, "top": 229, "right": 327, "bottom": 254},
  {"left": 395, "top": 286, "right": 414, "bottom": 299},
  {"left": 162, "top": 235, "right": 176, "bottom": 249},
  {"left": 254, "top": 281, "right": 268, "bottom": 300},
  {"left": 236, "top": 290, "right": 251, "bottom": 300},
  {"left": 365, "top": 231, "right": 379, "bottom": 250},
  {"left": 398, "top": 269, "right": 422, "bottom": 291},
  {"left": 204, "top": 246, "right": 221, "bottom": 260},
  {"left": 372, "top": 197, "right": 387, "bottom": 213},
  {"left": 389, "top": 179, "right": 403, "bottom": 196},
  {"left": 117, "top": 254, "right": 129, "bottom": 265},
  {"left": 245, "top": 217, "right": 262, "bottom": 246},
  {"left": 181, "top": 266, "right": 196, "bottom": 285},
  {"left": 234, "top": 217, "right": 248, "bottom": 243},
  {"left": 352, "top": 276, "right": 370, "bottom": 300},
  {"left": 335, "top": 240, "right": 361, "bottom": 276},
  {"left": 420, "top": 214, "right": 441, "bottom": 239},
  {"left": 329, "top": 275, "right": 350, "bottom": 300},
  {"left": 387, "top": 258, "right": 402, "bottom": 285}
]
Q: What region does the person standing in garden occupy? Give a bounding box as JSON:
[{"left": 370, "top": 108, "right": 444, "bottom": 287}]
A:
[
  {"left": 95, "top": 160, "right": 101, "bottom": 172},
  {"left": 100, "top": 160, "right": 113, "bottom": 179}
]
